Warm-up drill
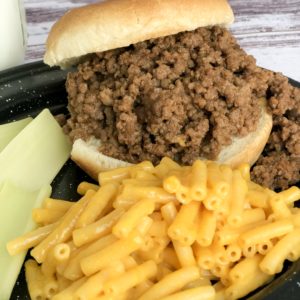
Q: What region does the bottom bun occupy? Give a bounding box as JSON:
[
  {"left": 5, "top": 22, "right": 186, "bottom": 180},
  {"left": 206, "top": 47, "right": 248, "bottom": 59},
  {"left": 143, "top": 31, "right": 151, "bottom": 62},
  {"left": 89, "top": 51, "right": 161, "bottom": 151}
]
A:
[
  {"left": 71, "top": 99, "right": 272, "bottom": 180},
  {"left": 71, "top": 138, "right": 131, "bottom": 180}
]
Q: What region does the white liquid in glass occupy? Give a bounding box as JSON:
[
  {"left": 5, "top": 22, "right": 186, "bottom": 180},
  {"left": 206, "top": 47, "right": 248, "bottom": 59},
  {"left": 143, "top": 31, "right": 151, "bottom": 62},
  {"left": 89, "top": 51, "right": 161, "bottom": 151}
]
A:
[{"left": 0, "top": 0, "right": 27, "bottom": 71}]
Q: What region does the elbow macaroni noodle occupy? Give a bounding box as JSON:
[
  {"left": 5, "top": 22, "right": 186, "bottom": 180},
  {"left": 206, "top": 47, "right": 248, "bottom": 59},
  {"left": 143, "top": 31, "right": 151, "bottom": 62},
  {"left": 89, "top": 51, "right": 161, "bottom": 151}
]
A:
[{"left": 7, "top": 158, "right": 300, "bottom": 300}]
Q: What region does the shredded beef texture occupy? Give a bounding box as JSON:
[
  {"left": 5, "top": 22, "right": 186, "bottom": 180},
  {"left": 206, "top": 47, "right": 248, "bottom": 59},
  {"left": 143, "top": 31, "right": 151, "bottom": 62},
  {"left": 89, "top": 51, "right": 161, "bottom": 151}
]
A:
[{"left": 64, "top": 26, "right": 300, "bottom": 190}]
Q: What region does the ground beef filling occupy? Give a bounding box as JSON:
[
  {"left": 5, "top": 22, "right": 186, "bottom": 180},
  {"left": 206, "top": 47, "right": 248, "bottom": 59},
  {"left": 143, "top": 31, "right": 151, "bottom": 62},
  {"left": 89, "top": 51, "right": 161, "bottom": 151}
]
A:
[
  {"left": 64, "top": 26, "right": 300, "bottom": 190},
  {"left": 251, "top": 75, "right": 300, "bottom": 190}
]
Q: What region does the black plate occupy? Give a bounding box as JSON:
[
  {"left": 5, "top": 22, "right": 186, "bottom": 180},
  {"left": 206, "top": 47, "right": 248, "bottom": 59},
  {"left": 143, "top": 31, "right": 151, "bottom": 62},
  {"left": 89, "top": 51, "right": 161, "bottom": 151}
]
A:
[{"left": 0, "top": 61, "right": 299, "bottom": 300}]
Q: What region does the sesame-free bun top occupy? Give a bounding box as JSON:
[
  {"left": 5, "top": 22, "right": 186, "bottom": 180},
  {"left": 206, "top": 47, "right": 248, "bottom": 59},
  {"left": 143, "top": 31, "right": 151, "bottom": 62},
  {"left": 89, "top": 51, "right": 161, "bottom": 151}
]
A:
[{"left": 44, "top": 0, "right": 234, "bottom": 68}]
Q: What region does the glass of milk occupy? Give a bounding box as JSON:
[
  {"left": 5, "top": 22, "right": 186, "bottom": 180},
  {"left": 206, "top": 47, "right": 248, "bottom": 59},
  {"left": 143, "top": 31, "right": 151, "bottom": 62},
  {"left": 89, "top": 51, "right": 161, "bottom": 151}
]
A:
[{"left": 0, "top": 0, "right": 27, "bottom": 71}]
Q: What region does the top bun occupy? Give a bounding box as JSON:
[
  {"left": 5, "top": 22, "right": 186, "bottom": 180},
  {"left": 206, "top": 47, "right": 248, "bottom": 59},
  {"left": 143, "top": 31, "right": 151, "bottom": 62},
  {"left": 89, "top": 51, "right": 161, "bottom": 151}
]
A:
[{"left": 44, "top": 0, "right": 234, "bottom": 68}]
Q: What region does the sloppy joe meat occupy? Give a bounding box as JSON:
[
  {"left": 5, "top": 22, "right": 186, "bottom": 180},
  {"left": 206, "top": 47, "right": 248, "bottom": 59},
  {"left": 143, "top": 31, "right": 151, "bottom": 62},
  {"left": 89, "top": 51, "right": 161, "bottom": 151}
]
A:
[
  {"left": 64, "top": 26, "right": 300, "bottom": 190},
  {"left": 251, "top": 76, "right": 300, "bottom": 190}
]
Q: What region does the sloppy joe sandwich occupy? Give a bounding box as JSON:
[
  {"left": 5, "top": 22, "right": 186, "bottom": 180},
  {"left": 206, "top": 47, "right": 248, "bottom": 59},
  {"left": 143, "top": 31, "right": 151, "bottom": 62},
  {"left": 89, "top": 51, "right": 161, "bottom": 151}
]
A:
[{"left": 44, "top": 0, "right": 299, "bottom": 188}]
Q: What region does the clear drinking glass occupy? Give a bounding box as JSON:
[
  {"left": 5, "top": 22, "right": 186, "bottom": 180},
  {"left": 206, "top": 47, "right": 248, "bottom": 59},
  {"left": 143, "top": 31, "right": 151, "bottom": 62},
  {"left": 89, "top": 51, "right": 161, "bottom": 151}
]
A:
[{"left": 0, "top": 0, "right": 27, "bottom": 71}]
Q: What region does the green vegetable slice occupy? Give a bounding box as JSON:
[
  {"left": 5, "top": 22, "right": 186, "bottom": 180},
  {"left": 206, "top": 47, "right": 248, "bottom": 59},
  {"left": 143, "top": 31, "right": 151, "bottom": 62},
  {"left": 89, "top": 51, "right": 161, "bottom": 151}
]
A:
[
  {"left": 0, "top": 109, "right": 71, "bottom": 191},
  {"left": 0, "top": 181, "right": 52, "bottom": 300},
  {"left": 0, "top": 108, "right": 72, "bottom": 299},
  {"left": 0, "top": 117, "right": 32, "bottom": 152}
]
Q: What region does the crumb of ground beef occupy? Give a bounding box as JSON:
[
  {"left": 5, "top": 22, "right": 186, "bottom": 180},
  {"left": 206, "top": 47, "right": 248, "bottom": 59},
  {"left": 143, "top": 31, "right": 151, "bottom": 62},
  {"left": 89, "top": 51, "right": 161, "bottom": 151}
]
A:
[
  {"left": 64, "top": 26, "right": 300, "bottom": 190},
  {"left": 55, "top": 114, "right": 67, "bottom": 127}
]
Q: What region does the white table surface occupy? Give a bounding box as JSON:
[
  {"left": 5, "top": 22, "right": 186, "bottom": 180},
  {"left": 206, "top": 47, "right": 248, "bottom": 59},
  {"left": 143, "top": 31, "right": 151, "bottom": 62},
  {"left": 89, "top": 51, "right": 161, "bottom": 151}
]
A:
[{"left": 24, "top": 0, "right": 300, "bottom": 82}]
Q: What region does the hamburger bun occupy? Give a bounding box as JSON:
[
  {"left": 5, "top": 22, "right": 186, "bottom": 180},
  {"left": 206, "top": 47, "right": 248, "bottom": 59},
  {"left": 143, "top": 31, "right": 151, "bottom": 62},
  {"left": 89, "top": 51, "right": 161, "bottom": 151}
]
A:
[
  {"left": 44, "top": 0, "right": 234, "bottom": 68},
  {"left": 44, "top": 0, "right": 272, "bottom": 179}
]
